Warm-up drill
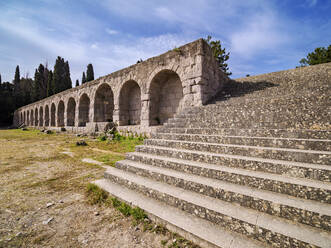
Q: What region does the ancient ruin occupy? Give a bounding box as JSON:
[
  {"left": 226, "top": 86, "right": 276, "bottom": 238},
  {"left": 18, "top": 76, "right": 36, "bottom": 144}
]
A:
[
  {"left": 14, "top": 39, "right": 227, "bottom": 134},
  {"left": 13, "top": 38, "right": 331, "bottom": 248}
]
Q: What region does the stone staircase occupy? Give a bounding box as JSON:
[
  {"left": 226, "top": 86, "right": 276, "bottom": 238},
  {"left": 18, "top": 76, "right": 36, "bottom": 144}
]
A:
[{"left": 95, "top": 63, "right": 331, "bottom": 248}]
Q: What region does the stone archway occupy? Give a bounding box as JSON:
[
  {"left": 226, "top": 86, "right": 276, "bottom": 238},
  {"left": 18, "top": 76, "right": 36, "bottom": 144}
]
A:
[
  {"left": 27, "top": 110, "right": 30, "bottom": 125},
  {"left": 149, "top": 70, "right": 183, "bottom": 125},
  {"left": 45, "top": 105, "right": 50, "bottom": 126},
  {"left": 67, "top": 98, "right": 76, "bottom": 126},
  {"left": 93, "top": 84, "right": 114, "bottom": 122},
  {"left": 24, "top": 112, "right": 26, "bottom": 124},
  {"left": 34, "top": 108, "right": 38, "bottom": 126},
  {"left": 30, "top": 110, "right": 34, "bottom": 126},
  {"left": 57, "top": 101, "right": 65, "bottom": 127},
  {"left": 79, "top": 94, "right": 90, "bottom": 127},
  {"left": 119, "top": 80, "right": 141, "bottom": 125},
  {"left": 39, "top": 106, "right": 44, "bottom": 126},
  {"left": 51, "top": 103, "right": 56, "bottom": 127}
]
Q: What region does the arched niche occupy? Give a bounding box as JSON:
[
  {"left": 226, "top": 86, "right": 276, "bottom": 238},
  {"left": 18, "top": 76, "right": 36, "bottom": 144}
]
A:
[
  {"left": 57, "top": 101, "right": 65, "bottom": 127},
  {"left": 27, "top": 110, "right": 30, "bottom": 125},
  {"left": 78, "top": 94, "right": 90, "bottom": 127},
  {"left": 30, "top": 110, "right": 34, "bottom": 126},
  {"left": 119, "top": 80, "right": 141, "bottom": 125},
  {"left": 45, "top": 105, "right": 50, "bottom": 126},
  {"left": 148, "top": 70, "right": 183, "bottom": 125},
  {"left": 93, "top": 84, "right": 114, "bottom": 122},
  {"left": 34, "top": 108, "right": 38, "bottom": 126},
  {"left": 67, "top": 98, "right": 76, "bottom": 126},
  {"left": 51, "top": 103, "right": 56, "bottom": 127},
  {"left": 39, "top": 106, "right": 44, "bottom": 126}
]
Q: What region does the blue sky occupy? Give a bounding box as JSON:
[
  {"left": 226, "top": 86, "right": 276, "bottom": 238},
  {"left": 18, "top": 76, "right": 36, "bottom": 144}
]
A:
[{"left": 0, "top": 0, "right": 330, "bottom": 83}]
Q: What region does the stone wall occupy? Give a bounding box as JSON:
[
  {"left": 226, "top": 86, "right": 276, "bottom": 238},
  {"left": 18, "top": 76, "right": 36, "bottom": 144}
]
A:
[{"left": 14, "top": 38, "right": 228, "bottom": 134}]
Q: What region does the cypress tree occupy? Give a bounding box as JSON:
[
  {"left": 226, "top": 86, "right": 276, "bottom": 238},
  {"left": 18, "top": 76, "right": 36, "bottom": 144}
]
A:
[
  {"left": 64, "top": 61, "right": 72, "bottom": 89},
  {"left": 41, "top": 65, "right": 49, "bottom": 99},
  {"left": 52, "top": 57, "right": 62, "bottom": 94},
  {"left": 82, "top": 72, "right": 86, "bottom": 84},
  {"left": 13, "top": 65, "right": 22, "bottom": 108},
  {"left": 37, "top": 64, "right": 46, "bottom": 99},
  {"left": 52, "top": 57, "right": 72, "bottom": 94},
  {"left": 75, "top": 79, "right": 79, "bottom": 87},
  {"left": 33, "top": 69, "right": 41, "bottom": 101},
  {"left": 47, "top": 70, "right": 53, "bottom": 97},
  {"left": 0, "top": 73, "right": 2, "bottom": 84},
  {"left": 14, "top": 65, "right": 20, "bottom": 86},
  {"left": 86, "top": 63, "right": 94, "bottom": 82}
]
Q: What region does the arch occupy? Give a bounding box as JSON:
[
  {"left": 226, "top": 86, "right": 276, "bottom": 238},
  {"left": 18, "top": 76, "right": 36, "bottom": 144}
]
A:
[
  {"left": 51, "top": 103, "right": 56, "bottom": 127},
  {"left": 93, "top": 84, "right": 114, "bottom": 122},
  {"left": 39, "top": 106, "right": 44, "bottom": 126},
  {"left": 45, "top": 105, "right": 50, "bottom": 126},
  {"left": 67, "top": 97, "right": 76, "bottom": 126},
  {"left": 149, "top": 70, "right": 183, "bottom": 125},
  {"left": 30, "top": 109, "right": 34, "bottom": 126},
  {"left": 23, "top": 112, "right": 26, "bottom": 124},
  {"left": 119, "top": 80, "right": 141, "bottom": 125},
  {"left": 34, "top": 108, "right": 38, "bottom": 126},
  {"left": 27, "top": 110, "right": 30, "bottom": 125},
  {"left": 78, "top": 94, "right": 90, "bottom": 127},
  {"left": 57, "top": 101, "right": 65, "bottom": 127},
  {"left": 20, "top": 112, "right": 23, "bottom": 124}
]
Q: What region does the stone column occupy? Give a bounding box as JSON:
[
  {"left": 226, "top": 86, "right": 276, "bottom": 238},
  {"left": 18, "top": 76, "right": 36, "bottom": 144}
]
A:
[
  {"left": 74, "top": 104, "right": 79, "bottom": 127},
  {"left": 113, "top": 103, "right": 120, "bottom": 126},
  {"left": 140, "top": 93, "right": 150, "bottom": 127}
]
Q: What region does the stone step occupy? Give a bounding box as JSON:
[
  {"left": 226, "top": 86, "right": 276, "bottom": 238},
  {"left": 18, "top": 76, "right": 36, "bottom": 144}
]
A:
[
  {"left": 125, "top": 152, "right": 331, "bottom": 204},
  {"left": 118, "top": 157, "right": 331, "bottom": 230},
  {"left": 171, "top": 109, "right": 329, "bottom": 123},
  {"left": 151, "top": 133, "right": 331, "bottom": 151},
  {"left": 103, "top": 166, "right": 331, "bottom": 248},
  {"left": 157, "top": 128, "right": 331, "bottom": 139},
  {"left": 94, "top": 179, "right": 267, "bottom": 248},
  {"left": 144, "top": 139, "right": 331, "bottom": 165},
  {"left": 163, "top": 120, "right": 328, "bottom": 130},
  {"left": 212, "top": 88, "right": 328, "bottom": 106},
  {"left": 135, "top": 145, "right": 331, "bottom": 182},
  {"left": 167, "top": 110, "right": 330, "bottom": 129},
  {"left": 186, "top": 93, "right": 329, "bottom": 114}
]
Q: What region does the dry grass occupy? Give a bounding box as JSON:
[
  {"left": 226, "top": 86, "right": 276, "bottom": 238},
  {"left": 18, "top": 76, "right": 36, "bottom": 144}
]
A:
[{"left": 0, "top": 128, "right": 190, "bottom": 248}]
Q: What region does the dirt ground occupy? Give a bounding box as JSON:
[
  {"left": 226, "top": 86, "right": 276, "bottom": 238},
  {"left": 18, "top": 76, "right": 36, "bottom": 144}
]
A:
[{"left": 0, "top": 129, "right": 189, "bottom": 248}]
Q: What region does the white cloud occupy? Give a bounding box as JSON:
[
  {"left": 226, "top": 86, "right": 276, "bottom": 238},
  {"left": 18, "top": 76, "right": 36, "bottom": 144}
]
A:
[
  {"left": 230, "top": 12, "right": 290, "bottom": 58},
  {"left": 307, "top": 0, "right": 318, "bottom": 7},
  {"left": 105, "top": 28, "right": 118, "bottom": 35}
]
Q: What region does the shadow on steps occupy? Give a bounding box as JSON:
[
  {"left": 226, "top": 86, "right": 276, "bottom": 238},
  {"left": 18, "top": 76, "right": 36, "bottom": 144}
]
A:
[{"left": 207, "top": 79, "right": 279, "bottom": 104}]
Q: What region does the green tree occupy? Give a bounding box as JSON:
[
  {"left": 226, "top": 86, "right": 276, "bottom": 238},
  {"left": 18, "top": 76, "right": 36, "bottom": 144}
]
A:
[
  {"left": 0, "top": 73, "right": 2, "bottom": 84},
  {"left": 20, "top": 77, "right": 33, "bottom": 105},
  {"left": 64, "top": 61, "right": 72, "bottom": 89},
  {"left": 82, "top": 72, "right": 86, "bottom": 84},
  {"left": 86, "top": 63, "right": 94, "bottom": 82},
  {"left": 47, "top": 70, "right": 53, "bottom": 97},
  {"left": 299, "top": 45, "right": 331, "bottom": 66},
  {"left": 75, "top": 79, "right": 79, "bottom": 87},
  {"left": 52, "top": 56, "right": 72, "bottom": 94},
  {"left": 205, "top": 36, "right": 232, "bottom": 76},
  {"left": 13, "top": 65, "right": 22, "bottom": 107},
  {"left": 33, "top": 69, "right": 41, "bottom": 101}
]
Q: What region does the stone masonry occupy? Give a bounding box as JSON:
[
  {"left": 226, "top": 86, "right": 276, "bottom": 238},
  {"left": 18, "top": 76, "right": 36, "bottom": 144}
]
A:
[
  {"left": 95, "top": 62, "right": 331, "bottom": 248},
  {"left": 14, "top": 39, "right": 228, "bottom": 134}
]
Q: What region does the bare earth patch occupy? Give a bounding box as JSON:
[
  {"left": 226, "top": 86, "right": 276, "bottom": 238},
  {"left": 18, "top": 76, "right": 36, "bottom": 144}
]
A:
[{"left": 0, "top": 129, "right": 180, "bottom": 248}]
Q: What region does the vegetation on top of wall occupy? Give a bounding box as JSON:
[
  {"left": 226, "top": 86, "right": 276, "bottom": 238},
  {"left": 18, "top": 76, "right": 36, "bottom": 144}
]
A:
[{"left": 205, "top": 35, "right": 232, "bottom": 76}]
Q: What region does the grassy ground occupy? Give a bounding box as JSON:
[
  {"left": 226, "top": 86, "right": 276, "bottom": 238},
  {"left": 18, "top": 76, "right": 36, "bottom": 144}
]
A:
[{"left": 0, "top": 129, "right": 197, "bottom": 248}]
